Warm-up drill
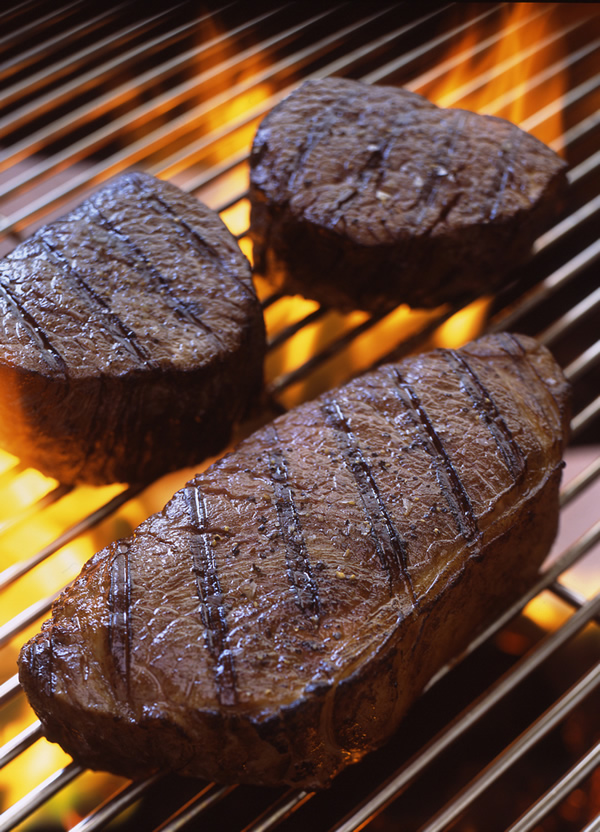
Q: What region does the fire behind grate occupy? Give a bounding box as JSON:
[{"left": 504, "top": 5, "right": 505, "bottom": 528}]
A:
[{"left": 0, "top": 2, "right": 599, "bottom": 831}]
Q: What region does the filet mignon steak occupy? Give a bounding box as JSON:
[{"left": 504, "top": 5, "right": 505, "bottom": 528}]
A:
[
  {"left": 0, "top": 171, "right": 265, "bottom": 484},
  {"left": 249, "top": 77, "right": 568, "bottom": 314}
]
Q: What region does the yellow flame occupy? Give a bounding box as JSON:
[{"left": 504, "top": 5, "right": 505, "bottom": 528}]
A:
[{"left": 422, "top": 4, "right": 565, "bottom": 147}]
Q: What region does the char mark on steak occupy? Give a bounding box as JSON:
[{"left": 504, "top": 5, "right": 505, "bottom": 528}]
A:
[
  {"left": 444, "top": 345, "right": 526, "bottom": 482},
  {"left": 267, "top": 425, "right": 321, "bottom": 618},
  {"left": 323, "top": 397, "right": 416, "bottom": 604},
  {"left": 39, "top": 232, "right": 155, "bottom": 366},
  {"left": 108, "top": 541, "right": 132, "bottom": 702},
  {"left": 389, "top": 367, "right": 480, "bottom": 545},
  {"left": 185, "top": 485, "right": 238, "bottom": 708}
]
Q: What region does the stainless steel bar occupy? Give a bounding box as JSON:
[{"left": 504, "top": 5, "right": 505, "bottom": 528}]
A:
[
  {"left": 174, "top": 147, "right": 249, "bottom": 196},
  {"left": 0, "top": 483, "right": 143, "bottom": 591},
  {"left": 152, "top": 783, "right": 238, "bottom": 832},
  {"left": 560, "top": 454, "right": 600, "bottom": 508},
  {"left": 533, "top": 192, "right": 600, "bottom": 254},
  {"left": 538, "top": 285, "right": 600, "bottom": 348},
  {"left": 0, "top": 761, "right": 84, "bottom": 832},
  {"left": 331, "top": 593, "right": 600, "bottom": 832},
  {"left": 581, "top": 814, "right": 600, "bottom": 832},
  {"left": 0, "top": 675, "right": 20, "bottom": 710},
  {"left": 0, "top": 590, "right": 60, "bottom": 649},
  {"left": 0, "top": 4, "right": 192, "bottom": 148},
  {"left": 459, "top": 517, "right": 600, "bottom": 664},
  {"left": 418, "top": 662, "right": 600, "bottom": 832},
  {"left": 241, "top": 790, "right": 313, "bottom": 832},
  {"left": 364, "top": 4, "right": 509, "bottom": 85},
  {"left": 152, "top": 4, "right": 448, "bottom": 181},
  {"left": 551, "top": 108, "right": 600, "bottom": 156},
  {"left": 564, "top": 339, "right": 600, "bottom": 385},
  {"left": 571, "top": 395, "right": 600, "bottom": 440},
  {"left": 0, "top": 2, "right": 82, "bottom": 65},
  {"left": 69, "top": 774, "right": 163, "bottom": 832},
  {"left": 430, "top": 17, "right": 594, "bottom": 110},
  {"left": 488, "top": 238, "right": 600, "bottom": 333},
  {"left": 524, "top": 72, "right": 600, "bottom": 137},
  {"left": 0, "top": 4, "right": 292, "bottom": 199},
  {"left": 0, "top": 482, "right": 72, "bottom": 537},
  {"left": 0, "top": 4, "right": 276, "bottom": 176},
  {"left": 505, "top": 741, "right": 600, "bottom": 832},
  {"left": 0, "top": 721, "right": 42, "bottom": 770},
  {"left": 0, "top": 4, "right": 131, "bottom": 105},
  {"left": 267, "top": 307, "right": 327, "bottom": 351},
  {"left": 548, "top": 580, "right": 586, "bottom": 612},
  {"left": 0, "top": 4, "right": 354, "bottom": 234}
]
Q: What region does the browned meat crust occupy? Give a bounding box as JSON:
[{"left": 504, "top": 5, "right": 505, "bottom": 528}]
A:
[
  {"left": 249, "top": 77, "right": 568, "bottom": 313},
  {"left": 19, "top": 333, "right": 570, "bottom": 788},
  {"left": 0, "top": 172, "right": 265, "bottom": 484}
]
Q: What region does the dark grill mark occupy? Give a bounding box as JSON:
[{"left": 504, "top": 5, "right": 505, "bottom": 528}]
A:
[
  {"left": 445, "top": 348, "right": 526, "bottom": 482},
  {"left": 185, "top": 485, "right": 237, "bottom": 707},
  {"left": 39, "top": 235, "right": 154, "bottom": 367},
  {"left": 390, "top": 368, "right": 479, "bottom": 543},
  {"left": 108, "top": 540, "right": 132, "bottom": 701},
  {"left": 323, "top": 398, "right": 416, "bottom": 603},
  {"left": 266, "top": 425, "right": 320, "bottom": 617},
  {"left": 146, "top": 190, "right": 256, "bottom": 301},
  {"left": 0, "top": 280, "right": 66, "bottom": 374},
  {"left": 487, "top": 132, "right": 520, "bottom": 221},
  {"left": 416, "top": 109, "right": 467, "bottom": 228},
  {"left": 90, "top": 207, "right": 224, "bottom": 349}
]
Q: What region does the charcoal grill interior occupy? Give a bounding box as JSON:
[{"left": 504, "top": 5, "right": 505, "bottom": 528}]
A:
[{"left": 0, "top": 3, "right": 599, "bottom": 831}]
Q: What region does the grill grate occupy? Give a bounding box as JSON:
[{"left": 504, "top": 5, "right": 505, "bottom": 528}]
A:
[{"left": 0, "top": 3, "right": 599, "bottom": 831}]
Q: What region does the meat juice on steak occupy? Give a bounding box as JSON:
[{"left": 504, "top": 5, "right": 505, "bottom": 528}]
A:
[
  {"left": 19, "top": 333, "right": 570, "bottom": 788},
  {"left": 0, "top": 171, "right": 265, "bottom": 484},
  {"left": 249, "top": 77, "right": 568, "bottom": 313}
]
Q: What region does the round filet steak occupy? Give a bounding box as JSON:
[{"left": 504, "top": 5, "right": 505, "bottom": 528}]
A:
[
  {"left": 0, "top": 171, "right": 265, "bottom": 484},
  {"left": 249, "top": 77, "right": 568, "bottom": 314}
]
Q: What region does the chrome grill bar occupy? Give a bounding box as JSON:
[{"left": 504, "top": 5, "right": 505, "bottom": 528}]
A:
[{"left": 0, "top": 4, "right": 598, "bottom": 832}]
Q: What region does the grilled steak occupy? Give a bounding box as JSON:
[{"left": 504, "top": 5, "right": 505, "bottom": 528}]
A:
[
  {"left": 0, "top": 171, "right": 265, "bottom": 484},
  {"left": 19, "top": 333, "right": 569, "bottom": 788},
  {"left": 249, "top": 77, "right": 568, "bottom": 313}
]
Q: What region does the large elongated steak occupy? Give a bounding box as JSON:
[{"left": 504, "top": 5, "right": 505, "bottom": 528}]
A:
[
  {"left": 249, "top": 77, "right": 568, "bottom": 314},
  {"left": 19, "top": 334, "right": 570, "bottom": 788},
  {"left": 0, "top": 172, "right": 265, "bottom": 485}
]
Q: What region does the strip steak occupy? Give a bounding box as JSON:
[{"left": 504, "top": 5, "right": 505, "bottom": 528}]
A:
[{"left": 19, "top": 333, "right": 570, "bottom": 787}]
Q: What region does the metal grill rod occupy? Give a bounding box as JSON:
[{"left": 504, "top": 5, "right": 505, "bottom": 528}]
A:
[
  {"left": 0, "top": 483, "right": 143, "bottom": 591},
  {"left": 69, "top": 775, "right": 163, "bottom": 832},
  {"left": 572, "top": 397, "right": 600, "bottom": 440},
  {"left": 89, "top": 544, "right": 600, "bottom": 832},
  {"left": 0, "top": 2, "right": 281, "bottom": 180},
  {"left": 0, "top": 4, "right": 132, "bottom": 106},
  {"left": 0, "top": 3, "right": 197, "bottom": 150},
  {"left": 0, "top": 762, "right": 83, "bottom": 832},
  {"left": 329, "top": 594, "right": 600, "bottom": 832},
  {"left": 0, "top": 0, "right": 60, "bottom": 38},
  {"left": 1, "top": 3, "right": 391, "bottom": 234},
  {"left": 0, "top": 3, "right": 316, "bottom": 202},
  {"left": 0, "top": 721, "right": 42, "bottom": 770},
  {"left": 419, "top": 660, "right": 600, "bottom": 832},
  {"left": 489, "top": 238, "right": 600, "bottom": 333},
  {"left": 423, "top": 14, "right": 594, "bottom": 110},
  {"left": 506, "top": 739, "right": 600, "bottom": 832}
]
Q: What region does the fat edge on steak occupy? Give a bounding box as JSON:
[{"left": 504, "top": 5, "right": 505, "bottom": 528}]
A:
[{"left": 19, "top": 334, "right": 570, "bottom": 788}]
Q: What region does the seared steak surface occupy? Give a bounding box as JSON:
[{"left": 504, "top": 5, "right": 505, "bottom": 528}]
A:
[
  {"left": 0, "top": 171, "right": 265, "bottom": 484},
  {"left": 19, "top": 334, "right": 570, "bottom": 788},
  {"left": 249, "top": 77, "right": 567, "bottom": 313}
]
